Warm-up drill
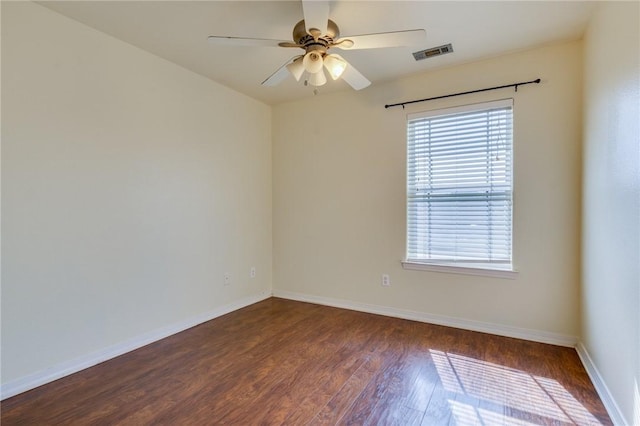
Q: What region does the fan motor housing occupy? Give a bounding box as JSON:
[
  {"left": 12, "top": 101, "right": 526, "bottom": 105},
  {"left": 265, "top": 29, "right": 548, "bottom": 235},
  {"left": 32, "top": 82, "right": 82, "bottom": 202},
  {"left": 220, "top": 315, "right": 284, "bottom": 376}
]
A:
[{"left": 293, "top": 19, "right": 340, "bottom": 54}]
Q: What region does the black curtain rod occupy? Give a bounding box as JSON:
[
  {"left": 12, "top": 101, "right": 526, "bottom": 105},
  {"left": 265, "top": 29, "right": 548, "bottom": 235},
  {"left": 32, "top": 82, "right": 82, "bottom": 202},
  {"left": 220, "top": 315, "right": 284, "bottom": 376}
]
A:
[{"left": 384, "top": 78, "right": 541, "bottom": 109}]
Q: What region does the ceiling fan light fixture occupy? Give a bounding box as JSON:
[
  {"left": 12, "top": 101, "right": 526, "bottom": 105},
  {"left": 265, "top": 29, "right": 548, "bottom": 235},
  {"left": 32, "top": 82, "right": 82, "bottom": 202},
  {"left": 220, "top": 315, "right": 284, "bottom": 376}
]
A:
[
  {"left": 286, "top": 56, "right": 305, "bottom": 81},
  {"left": 302, "top": 51, "right": 324, "bottom": 74},
  {"left": 214, "top": 0, "right": 426, "bottom": 92},
  {"left": 323, "top": 54, "right": 347, "bottom": 80},
  {"left": 308, "top": 69, "right": 327, "bottom": 86}
]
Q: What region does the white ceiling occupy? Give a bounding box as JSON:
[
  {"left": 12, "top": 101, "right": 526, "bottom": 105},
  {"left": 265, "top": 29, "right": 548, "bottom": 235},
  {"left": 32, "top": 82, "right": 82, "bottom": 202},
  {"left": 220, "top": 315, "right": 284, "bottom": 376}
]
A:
[{"left": 39, "top": 1, "right": 596, "bottom": 105}]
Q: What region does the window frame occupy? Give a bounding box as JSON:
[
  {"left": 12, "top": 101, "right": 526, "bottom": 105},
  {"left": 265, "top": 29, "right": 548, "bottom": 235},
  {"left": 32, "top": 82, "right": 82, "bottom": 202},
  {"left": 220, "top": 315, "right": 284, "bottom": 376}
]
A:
[{"left": 403, "top": 98, "right": 517, "bottom": 278}]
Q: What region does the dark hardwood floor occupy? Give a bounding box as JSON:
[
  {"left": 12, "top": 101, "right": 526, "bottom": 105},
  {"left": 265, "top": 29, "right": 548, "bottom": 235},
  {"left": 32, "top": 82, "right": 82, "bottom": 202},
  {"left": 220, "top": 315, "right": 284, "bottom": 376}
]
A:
[{"left": 1, "top": 298, "right": 611, "bottom": 425}]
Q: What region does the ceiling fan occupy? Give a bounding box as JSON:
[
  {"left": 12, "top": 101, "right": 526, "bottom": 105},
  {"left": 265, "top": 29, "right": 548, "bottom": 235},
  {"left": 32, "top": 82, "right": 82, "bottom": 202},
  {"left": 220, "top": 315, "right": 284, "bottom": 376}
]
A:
[{"left": 207, "top": 0, "right": 426, "bottom": 91}]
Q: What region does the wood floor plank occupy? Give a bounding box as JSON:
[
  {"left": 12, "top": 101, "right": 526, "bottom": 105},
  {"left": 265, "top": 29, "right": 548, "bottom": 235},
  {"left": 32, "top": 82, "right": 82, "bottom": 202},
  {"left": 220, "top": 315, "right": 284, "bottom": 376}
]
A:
[
  {"left": 310, "top": 351, "right": 387, "bottom": 425},
  {"left": 422, "top": 384, "right": 454, "bottom": 425},
  {"left": 1, "top": 298, "right": 612, "bottom": 425}
]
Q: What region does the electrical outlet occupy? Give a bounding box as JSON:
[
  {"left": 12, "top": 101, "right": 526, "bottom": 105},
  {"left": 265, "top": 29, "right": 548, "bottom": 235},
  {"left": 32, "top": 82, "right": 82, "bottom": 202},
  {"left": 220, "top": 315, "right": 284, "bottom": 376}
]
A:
[
  {"left": 224, "top": 273, "right": 231, "bottom": 286},
  {"left": 382, "top": 274, "right": 390, "bottom": 287},
  {"left": 250, "top": 267, "right": 256, "bottom": 278}
]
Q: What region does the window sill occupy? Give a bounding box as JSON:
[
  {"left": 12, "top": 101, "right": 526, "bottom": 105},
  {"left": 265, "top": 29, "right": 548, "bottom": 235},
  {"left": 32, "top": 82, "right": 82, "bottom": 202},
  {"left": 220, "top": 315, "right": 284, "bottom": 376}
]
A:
[{"left": 401, "top": 260, "right": 518, "bottom": 279}]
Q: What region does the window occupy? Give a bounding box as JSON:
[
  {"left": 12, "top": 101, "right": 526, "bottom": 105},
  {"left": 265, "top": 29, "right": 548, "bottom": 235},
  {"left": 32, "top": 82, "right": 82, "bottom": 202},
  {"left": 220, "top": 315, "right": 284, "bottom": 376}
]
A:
[{"left": 405, "top": 99, "right": 513, "bottom": 273}]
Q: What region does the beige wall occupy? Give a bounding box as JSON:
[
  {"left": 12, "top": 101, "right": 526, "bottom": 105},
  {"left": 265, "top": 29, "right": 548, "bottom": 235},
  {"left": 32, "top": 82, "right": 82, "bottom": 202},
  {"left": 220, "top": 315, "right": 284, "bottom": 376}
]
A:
[
  {"left": 582, "top": 2, "right": 640, "bottom": 424},
  {"left": 273, "top": 41, "right": 583, "bottom": 339},
  {"left": 1, "top": 2, "right": 272, "bottom": 385},
  {"left": 5, "top": 2, "right": 636, "bottom": 421}
]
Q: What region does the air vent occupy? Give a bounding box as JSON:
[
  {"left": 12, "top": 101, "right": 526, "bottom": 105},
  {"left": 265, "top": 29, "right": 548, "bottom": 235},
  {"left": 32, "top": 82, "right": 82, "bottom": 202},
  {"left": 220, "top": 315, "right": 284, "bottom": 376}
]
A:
[{"left": 413, "top": 43, "right": 454, "bottom": 61}]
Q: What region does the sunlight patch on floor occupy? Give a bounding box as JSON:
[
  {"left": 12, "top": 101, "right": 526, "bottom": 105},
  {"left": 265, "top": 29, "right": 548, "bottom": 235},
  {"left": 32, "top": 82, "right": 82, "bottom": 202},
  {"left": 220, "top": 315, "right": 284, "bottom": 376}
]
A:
[
  {"left": 449, "top": 399, "right": 541, "bottom": 426},
  {"left": 430, "top": 349, "right": 602, "bottom": 425}
]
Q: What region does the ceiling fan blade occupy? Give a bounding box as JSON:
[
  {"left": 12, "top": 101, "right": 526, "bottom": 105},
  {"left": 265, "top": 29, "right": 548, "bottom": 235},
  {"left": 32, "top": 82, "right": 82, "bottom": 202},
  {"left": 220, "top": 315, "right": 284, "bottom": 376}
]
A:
[
  {"left": 335, "top": 29, "right": 426, "bottom": 50},
  {"left": 208, "top": 36, "right": 291, "bottom": 48},
  {"left": 332, "top": 54, "right": 371, "bottom": 90},
  {"left": 261, "top": 57, "right": 298, "bottom": 86},
  {"left": 278, "top": 42, "right": 304, "bottom": 48},
  {"left": 302, "top": 0, "right": 329, "bottom": 36}
]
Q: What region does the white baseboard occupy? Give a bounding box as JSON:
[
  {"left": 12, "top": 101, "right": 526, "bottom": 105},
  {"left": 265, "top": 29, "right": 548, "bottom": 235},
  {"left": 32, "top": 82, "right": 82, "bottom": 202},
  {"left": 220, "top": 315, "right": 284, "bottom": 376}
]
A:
[
  {"left": 273, "top": 291, "right": 627, "bottom": 423},
  {"left": 576, "top": 342, "right": 627, "bottom": 426},
  {"left": 6, "top": 289, "right": 622, "bottom": 424},
  {"left": 272, "top": 289, "right": 578, "bottom": 347},
  {"left": 0, "top": 290, "right": 271, "bottom": 401}
]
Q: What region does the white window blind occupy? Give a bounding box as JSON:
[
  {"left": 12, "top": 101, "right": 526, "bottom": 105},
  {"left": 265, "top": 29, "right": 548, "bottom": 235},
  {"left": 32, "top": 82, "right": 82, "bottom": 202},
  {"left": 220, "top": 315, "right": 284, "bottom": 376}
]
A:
[{"left": 406, "top": 99, "right": 513, "bottom": 267}]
